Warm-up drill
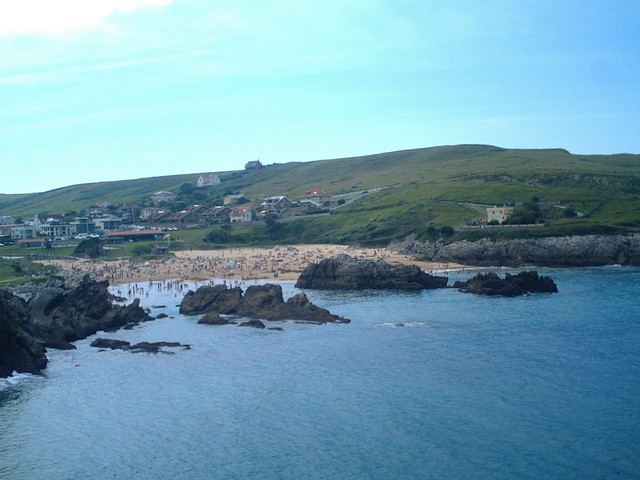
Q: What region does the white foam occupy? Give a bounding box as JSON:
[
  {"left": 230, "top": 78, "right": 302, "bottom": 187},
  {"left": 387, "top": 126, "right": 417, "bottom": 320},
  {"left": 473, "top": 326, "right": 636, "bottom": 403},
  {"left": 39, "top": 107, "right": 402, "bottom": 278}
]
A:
[
  {"left": 0, "top": 371, "right": 35, "bottom": 390},
  {"left": 377, "top": 321, "right": 428, "bottom": 328}
]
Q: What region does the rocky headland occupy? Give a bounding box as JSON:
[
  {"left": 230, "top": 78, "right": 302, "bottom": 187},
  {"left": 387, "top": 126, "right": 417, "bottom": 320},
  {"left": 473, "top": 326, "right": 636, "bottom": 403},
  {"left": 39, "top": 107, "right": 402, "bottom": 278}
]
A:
[
  {"left": 295, "top": 254, "right": 448, "bottom": 290},
  {"left": 0, "top": 273, "right": 152, "bottom": 378},
  {"left": 180, "top": 283, "right": 349, "bottom": 324},
  {"left": 397, "top": 234, "right": 640, "bottom": 267},
  {"left": 453, "top": 271, "right": 558, "bottom": 296}
]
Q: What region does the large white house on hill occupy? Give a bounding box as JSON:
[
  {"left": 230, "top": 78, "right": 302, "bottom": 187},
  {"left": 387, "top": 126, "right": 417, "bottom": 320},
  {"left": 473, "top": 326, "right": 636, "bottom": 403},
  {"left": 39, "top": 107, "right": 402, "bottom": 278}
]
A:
[{"left": 197, "top": 173, "right": 221, "bottom": 187}]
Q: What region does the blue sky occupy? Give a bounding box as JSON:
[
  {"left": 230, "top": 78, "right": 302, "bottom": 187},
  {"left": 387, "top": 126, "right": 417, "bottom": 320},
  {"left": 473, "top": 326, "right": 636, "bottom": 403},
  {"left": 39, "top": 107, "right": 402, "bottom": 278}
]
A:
[{"left": 1, "top": 0, "right": 639, "bottom": 193}]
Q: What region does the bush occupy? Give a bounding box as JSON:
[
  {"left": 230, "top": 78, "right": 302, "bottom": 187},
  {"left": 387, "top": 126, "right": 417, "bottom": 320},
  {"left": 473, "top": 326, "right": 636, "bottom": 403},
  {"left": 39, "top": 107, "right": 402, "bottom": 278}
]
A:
[
  {"left": 205, "top": 227, "right": 231, "bottom": 244},
  {"left": 132, "top": 245, "right": 152, "bottom": 256}
]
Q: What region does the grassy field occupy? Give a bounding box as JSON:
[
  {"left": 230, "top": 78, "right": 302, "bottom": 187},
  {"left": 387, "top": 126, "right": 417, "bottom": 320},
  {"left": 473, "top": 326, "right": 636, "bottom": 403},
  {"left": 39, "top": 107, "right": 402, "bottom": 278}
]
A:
[{"left": 0, "top": 145, "right": 638, "bottom": 247}]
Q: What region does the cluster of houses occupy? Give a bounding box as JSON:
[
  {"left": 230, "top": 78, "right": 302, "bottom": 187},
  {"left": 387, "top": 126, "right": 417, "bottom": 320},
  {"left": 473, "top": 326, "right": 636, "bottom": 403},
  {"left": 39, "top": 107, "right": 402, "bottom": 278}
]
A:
[
  {"left": 144, "top": 185, "right": 334, "bottom": 226},
  {"left": 0, "top": 173, "right": 335, "bottom": 247}
]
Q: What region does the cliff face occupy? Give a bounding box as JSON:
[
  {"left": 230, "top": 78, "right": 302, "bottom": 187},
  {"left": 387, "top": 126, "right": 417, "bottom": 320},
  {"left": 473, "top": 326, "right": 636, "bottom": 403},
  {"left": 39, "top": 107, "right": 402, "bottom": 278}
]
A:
[
  {"left": 0, "top": 290, "right": 48, "bottom": 378},
  {"left": 402, "top": 234, "right": 640, "bottom": 267}
]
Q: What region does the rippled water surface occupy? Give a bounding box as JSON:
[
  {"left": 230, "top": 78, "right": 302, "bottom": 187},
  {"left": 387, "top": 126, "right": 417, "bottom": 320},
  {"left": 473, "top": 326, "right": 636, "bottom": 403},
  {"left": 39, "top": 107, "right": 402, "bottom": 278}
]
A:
[{"left": 1, "top": 267, "right": 639, "bottom": 479}]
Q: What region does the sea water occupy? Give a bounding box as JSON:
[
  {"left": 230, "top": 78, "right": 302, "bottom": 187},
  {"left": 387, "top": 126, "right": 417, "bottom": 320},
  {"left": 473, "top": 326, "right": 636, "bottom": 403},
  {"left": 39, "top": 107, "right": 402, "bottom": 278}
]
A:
[{"left": 1, "top": 267, "right": 638, "bottom": 479}]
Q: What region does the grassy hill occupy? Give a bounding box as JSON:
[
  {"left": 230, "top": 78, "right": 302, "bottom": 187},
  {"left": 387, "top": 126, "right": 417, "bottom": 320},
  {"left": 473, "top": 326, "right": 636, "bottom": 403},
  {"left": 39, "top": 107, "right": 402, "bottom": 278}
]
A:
[{"left": 1, "top": 145, "right": 638, "bottom": 246}]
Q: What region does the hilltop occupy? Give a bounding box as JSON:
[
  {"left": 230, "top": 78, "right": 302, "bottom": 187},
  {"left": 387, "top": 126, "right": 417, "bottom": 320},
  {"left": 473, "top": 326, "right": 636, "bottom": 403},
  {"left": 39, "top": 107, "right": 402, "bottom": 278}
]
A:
[{"left": 0, "top": 144, "right": 638, "bottom": 247}]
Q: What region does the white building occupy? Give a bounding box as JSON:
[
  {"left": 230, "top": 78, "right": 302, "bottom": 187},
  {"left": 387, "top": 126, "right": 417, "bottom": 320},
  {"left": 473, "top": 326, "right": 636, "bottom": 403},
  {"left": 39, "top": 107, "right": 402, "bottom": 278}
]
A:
[
  {"left": 197, "top": 174, "right": 221, "bottom": 187},
  {"left": 230, "top": 206, "right": 252, "bottom": 223}
]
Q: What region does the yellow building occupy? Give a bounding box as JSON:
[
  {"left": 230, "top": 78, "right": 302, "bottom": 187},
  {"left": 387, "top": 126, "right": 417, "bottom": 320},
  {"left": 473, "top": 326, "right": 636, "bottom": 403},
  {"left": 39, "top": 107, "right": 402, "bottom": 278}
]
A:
[{"left": 486, "top": 206, "right": 514, "bottom": 224}]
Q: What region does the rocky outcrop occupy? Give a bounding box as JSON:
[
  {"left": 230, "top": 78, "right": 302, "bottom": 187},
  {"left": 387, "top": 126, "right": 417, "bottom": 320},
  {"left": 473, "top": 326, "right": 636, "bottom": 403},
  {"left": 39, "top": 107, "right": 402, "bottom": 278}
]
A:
[
  {"left": 179, "top": 284, "right": 243, "bottom": 315},
  {"left": 16, "top": 274, "right": 152, "bottom": 350},
  {"left": 1, "top": 273, "right": 152, "bottom": 377},
  {"left": 453, "top": 271, "right": 558, "bottom": 296},
  {"left": 180, "top": 283, "right": 349, "bottom": 324},
  {"left": 295, "top": 254, "right": 448, "bottom": 290},
  {"left": 400, "top": 234, "right": 640, "bottom": 267},
  {"left": 90, "top": 338, "right": 191, "bottom": 353},
  {"left": 0, "top": 290, "right": 48, "bottom": 378}
]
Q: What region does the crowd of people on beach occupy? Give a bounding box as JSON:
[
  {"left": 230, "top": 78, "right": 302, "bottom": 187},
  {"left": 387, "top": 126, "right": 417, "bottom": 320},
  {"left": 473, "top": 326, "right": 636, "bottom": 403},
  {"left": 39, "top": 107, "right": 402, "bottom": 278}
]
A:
[{"left": 62, "top": 245, "right": 394, "bottom": 286}]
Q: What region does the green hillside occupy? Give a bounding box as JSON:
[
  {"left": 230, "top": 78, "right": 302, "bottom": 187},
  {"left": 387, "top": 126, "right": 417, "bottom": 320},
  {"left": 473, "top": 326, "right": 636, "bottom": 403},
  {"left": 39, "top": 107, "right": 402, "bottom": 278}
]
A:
[{"left": 1, "top": 145, "right": 638, "bottom": 246}]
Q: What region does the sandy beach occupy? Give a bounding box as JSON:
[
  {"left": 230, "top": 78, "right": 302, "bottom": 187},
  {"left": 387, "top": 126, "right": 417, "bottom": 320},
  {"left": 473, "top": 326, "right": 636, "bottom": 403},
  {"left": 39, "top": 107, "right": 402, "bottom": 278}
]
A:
[{"left": 37, "top": 244, "right": 462, "bottom": 286}]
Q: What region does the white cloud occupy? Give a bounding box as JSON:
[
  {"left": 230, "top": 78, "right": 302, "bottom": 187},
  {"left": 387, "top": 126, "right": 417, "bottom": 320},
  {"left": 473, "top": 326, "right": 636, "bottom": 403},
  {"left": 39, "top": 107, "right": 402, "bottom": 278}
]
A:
[{"left": 0, "top": 0, "right": 175, "bottom": 36}]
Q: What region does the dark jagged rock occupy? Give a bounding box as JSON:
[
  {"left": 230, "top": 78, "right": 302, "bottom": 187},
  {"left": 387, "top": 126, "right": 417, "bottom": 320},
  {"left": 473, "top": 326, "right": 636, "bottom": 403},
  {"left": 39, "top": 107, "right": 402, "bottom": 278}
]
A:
[
  {"left": 90, "top": 338, "right": 191, "bottom": 353},
  {"left": 180, "top": 283, "right": 349, "bottom": 324},
  {"left": 1, "top": 273, "right": 153, "bottom": 377},
  {"left": 197, "top": 312, "right": 232, "bottom": 325},
  {"left": 22, "top": 275, "right": 153, "bottom": 349},
  {"left": 179, "top": 284, "right": 243, "bottom": 315},
  {"left": 90, "top": 338, "right": 131, "bottom": 350},
  {"left": 238, "top": 319, "right": 266, "bottom": 329},
  {"left": 295, "top": 254, "right": 448, "bottom": 290},
  {"left": 0, "top": 290, "right": 47, "bottom": 378},
  {"left": 130, "top": 341, "right": 190, "bottom": 353},
  {"left": 453, "top": 271, "right": 558, "bottom": 296}
]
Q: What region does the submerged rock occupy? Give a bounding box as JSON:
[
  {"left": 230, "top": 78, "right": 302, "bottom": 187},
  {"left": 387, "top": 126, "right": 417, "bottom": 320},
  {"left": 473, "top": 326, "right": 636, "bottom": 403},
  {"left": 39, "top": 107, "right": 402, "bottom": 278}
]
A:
[
  {"left": 453, "top": 271, "right": 558, "bottom": 296},
  {"left": 295, "top": 254, "right": 448, "bottom": 290},
  {"left": 238, "top": 319, "right": 266, "bottom": 329},
  {"left": 197, "top": 312, "right": 233, "bottom": 325}
]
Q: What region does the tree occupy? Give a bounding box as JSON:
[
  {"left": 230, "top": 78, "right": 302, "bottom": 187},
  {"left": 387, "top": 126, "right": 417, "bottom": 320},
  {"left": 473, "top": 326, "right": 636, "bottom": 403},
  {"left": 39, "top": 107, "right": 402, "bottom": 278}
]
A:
[
  {"left": 440, "top": 226, "right": 455, "bottom": 237},
  {"left": 563, "top": 206, "right": 577, "bottom": 217},
  {"left": 205, "top": 227, "right": 231, "bottom": 243},
  {"left": 74, "top": 238, "right": 103, "bottom": 258},
  {"left": 180, "top": 182, "right": 195, "bottom": 195}
]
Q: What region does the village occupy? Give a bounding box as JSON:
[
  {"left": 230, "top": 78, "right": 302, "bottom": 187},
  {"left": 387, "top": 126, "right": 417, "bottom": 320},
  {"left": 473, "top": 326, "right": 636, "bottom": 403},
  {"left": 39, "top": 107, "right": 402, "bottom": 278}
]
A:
[{"left": 0, "top": 160, "right": 337, "bottom": 249}]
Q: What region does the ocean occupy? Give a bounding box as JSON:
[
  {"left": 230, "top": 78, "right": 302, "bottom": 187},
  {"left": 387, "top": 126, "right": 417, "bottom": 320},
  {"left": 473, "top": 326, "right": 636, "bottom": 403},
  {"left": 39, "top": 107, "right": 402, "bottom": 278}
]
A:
[{"left": 1, "top": 267, "right": 639, "bottom": 479}]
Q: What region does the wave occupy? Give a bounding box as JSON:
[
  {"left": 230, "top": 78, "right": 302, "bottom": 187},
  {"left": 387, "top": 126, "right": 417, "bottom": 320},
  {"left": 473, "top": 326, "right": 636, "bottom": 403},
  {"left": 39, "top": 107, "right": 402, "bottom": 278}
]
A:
[{"left": 0, "top": 372, "right": 36, "bottom": 391}]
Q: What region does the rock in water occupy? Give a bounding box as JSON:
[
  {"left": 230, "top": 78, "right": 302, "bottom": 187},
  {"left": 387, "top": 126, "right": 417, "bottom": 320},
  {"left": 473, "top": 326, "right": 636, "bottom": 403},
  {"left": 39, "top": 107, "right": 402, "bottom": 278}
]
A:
[
  {"left": 23, "top": 274, "right": 152, "bottom": 349},
  {"left": 295, "top": 254, "right": 448, "bottom": 290},
  {"left": 238, "top": 319, "right": 266, "bottom": 329},
  {"left": 198, "top": 312, "right": 232, "bottom": 325},
  {"left": 180, "top": 283, "right": 349, "bottom": 324},
  {"left": 90, "top": 338, "right": 131, "bottom": 350},
  {"left": 179, "top": 284, "right": 243, "bottom": 315},
  {"left": 453, "top": 271, "right": 558, "bottom": 296}
]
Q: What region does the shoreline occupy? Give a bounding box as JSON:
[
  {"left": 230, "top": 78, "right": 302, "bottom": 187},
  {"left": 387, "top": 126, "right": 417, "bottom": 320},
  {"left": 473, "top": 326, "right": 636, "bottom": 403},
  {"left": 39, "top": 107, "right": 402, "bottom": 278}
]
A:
[{"left": 36, "top": 244, "right": 465, "bottom": 286}]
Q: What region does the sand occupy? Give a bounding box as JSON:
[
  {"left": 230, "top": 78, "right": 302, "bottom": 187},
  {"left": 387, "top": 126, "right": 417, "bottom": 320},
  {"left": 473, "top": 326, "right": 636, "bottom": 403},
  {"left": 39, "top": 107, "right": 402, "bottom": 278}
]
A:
[{"left": 37, "top": 244, "right": 462, "bottom": 285}]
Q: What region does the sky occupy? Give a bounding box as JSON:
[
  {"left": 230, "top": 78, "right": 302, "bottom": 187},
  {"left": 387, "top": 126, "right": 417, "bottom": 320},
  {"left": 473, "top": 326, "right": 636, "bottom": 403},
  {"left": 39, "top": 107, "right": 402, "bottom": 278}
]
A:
[{"left": 1, "top": 0, "right": 639, "bottom": 194}]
